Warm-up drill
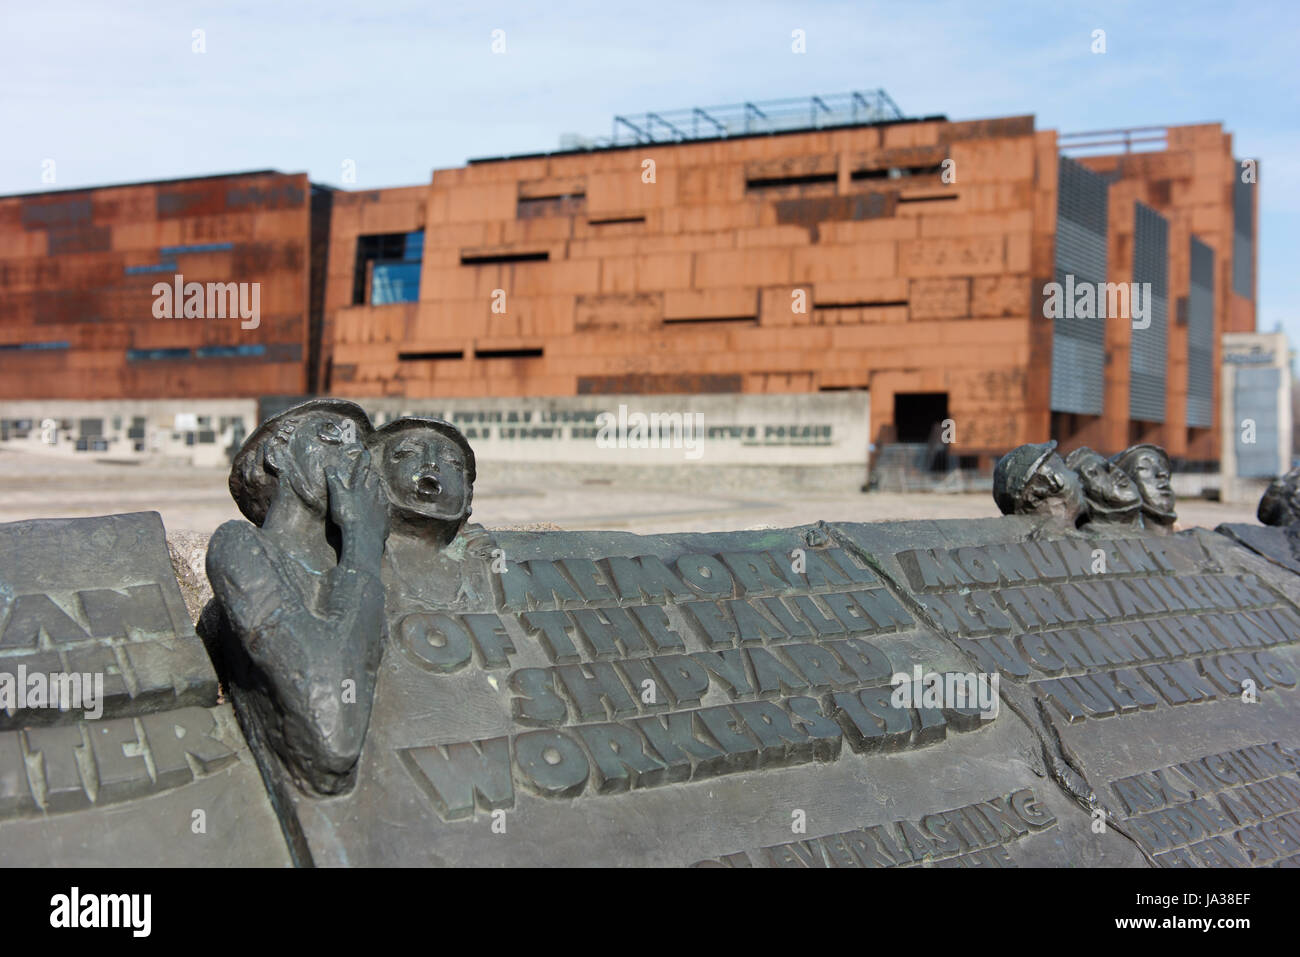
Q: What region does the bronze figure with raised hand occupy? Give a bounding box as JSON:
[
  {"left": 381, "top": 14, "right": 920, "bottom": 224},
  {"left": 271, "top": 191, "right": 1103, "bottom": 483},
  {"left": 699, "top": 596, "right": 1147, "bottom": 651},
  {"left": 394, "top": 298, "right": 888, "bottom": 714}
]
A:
[
  {"left": 1064, "top": 446, "right": 1144, "bottom": 530},
  {"left": 993, "top": 440, "right": 1089, "bottom": 529},
  {"left": 206, "top": 399, "right": 390, "bottom": 795},
  {"left": 1111, "top": 443, "right": 1177, "bottom": 534}
]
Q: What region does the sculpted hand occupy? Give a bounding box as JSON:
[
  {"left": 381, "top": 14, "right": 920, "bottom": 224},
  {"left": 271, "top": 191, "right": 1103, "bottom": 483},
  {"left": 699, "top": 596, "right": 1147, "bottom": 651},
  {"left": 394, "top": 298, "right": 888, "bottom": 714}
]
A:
[{"left": 326, "top": 450, "right": 390, "bottom": 556}]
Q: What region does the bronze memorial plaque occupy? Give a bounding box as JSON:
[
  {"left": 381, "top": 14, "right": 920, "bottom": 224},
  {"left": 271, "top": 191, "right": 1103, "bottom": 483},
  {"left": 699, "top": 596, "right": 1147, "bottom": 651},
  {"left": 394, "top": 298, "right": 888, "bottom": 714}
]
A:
[
  {"left": 827, "top": 446, "right": 1300, "bottom": 868},
  {"left": 201, "top": 401, "right": 1300, "bottom": 867},
  {"left": 0, "top": 511, "right": 290, "bottom": 866}
]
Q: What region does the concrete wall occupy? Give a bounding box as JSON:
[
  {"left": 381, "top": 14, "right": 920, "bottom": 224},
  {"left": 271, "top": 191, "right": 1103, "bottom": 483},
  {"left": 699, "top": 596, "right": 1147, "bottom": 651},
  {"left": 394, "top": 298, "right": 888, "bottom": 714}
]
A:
[
  {"left": 0, "top": 399, "right": 256, "bottom": 467},
  {"left": 358, "top": 391, "right": 869, "bottom": 467}
]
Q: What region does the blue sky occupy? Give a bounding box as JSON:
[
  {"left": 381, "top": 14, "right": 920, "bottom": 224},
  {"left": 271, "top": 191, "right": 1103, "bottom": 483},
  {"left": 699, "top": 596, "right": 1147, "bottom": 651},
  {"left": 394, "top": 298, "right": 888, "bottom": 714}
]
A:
[{"left": 3, "top": 1, "right": 1296, "bottom": 340}]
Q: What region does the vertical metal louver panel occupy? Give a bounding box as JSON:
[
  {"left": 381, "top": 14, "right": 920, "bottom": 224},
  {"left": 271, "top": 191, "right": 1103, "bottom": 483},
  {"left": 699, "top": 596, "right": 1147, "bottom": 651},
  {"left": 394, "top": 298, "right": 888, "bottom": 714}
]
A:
[
  {"left": 1051, "top": 156, "right": 1109, "bottom": 415},
  {"left": 1187, "top": 236, "right": 1215, "bottom": 428},
  {"left": 1130, "top": 202, "right": 1168, "bottom": 422},
  {"left": 1235, "top": 366, "right": 1281, "bottom": 478},
  {"left": 1232, "top": 172, "right": 1255, "bottom": 299}
]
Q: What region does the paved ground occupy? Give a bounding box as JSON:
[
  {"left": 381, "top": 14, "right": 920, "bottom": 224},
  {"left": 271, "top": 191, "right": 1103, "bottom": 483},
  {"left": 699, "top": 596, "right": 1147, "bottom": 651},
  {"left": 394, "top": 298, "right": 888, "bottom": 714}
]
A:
[{"left": 0, "top": 446, "right": 1261, "bottom": 537}]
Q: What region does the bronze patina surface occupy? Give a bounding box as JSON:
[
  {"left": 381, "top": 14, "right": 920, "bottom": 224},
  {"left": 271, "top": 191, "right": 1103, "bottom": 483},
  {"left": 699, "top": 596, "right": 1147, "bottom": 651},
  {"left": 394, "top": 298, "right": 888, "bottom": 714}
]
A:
[{"left": 193, "top": 413, "right": 1300, "bottom": 866}]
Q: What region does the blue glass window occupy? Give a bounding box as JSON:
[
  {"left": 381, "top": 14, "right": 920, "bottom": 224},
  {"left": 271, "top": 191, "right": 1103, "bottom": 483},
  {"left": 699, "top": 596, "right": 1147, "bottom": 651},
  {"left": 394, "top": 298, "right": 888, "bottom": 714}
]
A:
[
  {"left": 371, "top": 262, "right": 421, "bottom": 305},
  {"left": 127, "top": 348, "right": 191, "bottom": 361},
  {"left": 0, "top": 340, "right": 70, "bottom": 351},
  {"left": 160, "top": 242, "right": 234, "bottom": 256},
  {"left": 355, "top": 230, "right": 424, "bottom": 305},
  {"left": 196, "top": 344, "right": 266, "bottom": 358},
  {"left": 124, "top": 261, "right": 178, "bottom": 275},
  {"left": 401, "top": 230, "right": 424, "bottom": 262}
]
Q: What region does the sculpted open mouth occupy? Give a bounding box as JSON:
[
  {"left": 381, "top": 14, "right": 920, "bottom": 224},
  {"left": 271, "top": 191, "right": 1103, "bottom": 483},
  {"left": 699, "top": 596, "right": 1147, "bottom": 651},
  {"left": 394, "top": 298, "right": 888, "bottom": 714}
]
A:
[{"left": 415, "top": 474, "right": 442, "bottom": 499}]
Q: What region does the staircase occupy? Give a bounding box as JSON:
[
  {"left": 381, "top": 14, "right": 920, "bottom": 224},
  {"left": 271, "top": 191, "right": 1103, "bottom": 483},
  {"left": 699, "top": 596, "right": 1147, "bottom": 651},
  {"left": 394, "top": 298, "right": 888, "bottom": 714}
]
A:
[{"left": 869, "top": 442, "right": 991, "bottom": 494}]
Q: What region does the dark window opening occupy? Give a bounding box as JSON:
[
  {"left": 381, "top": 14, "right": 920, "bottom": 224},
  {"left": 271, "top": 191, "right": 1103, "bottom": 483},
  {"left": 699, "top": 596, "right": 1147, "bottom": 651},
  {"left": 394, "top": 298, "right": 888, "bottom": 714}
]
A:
[
  {"left": 817, "top": 300, "right": 909, "bottom": 310},
  {"left": 474, "top": 347, "right": 543, "bottom": 359},
  {"left": 399, "top": 350, "right": 465, "bottom": 361},
  {"left": 517, "top": 194, "right": 586, "bottom": 218},
  {"left": 897, "top": 194, "right": 958, "bottom": 204},
  {"left": 353, "top": 230, "right": 423, "bottom": 305},
  {"left": 893, "top": 392, "right": 949, "bottom": 444},
  {"left": 663, "top": 315, "right": 757, "bottom": 325},
  {"left": 460, "top": 251, "right": 550, "bottom": 266},
  {"left": 852, "top": 164, "right": 946, "bottom": 181},
  {"left": 746, "top": 173, "right": 837, "bottom": 191},
  {"left": 307, "top": 185, "right": 334, "bottom": 393},
  {"left": 589, "top": 216, "right": 646, "bottom": 226}
]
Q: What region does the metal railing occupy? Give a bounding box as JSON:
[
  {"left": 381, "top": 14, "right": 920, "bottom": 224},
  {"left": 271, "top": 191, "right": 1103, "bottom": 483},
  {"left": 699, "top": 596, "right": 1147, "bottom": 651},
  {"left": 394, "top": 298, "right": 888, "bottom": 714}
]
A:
[
  {"left": 562, "top": 91, "right": 905, "bottom": 151},
  {"left": 1058, "top": 126, "right": 1169, "bottom": 155}
]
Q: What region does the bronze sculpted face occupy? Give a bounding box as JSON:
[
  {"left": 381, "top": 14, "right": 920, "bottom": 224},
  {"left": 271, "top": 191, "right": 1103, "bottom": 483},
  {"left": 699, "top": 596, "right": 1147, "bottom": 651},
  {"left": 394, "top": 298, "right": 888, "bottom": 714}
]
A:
[
  {"left": 1258, "top": 468, "right": 1300, "bottom": 527},
  {"left": 1112, "top": 444, "right": 1175, "bottom": 525},
  {"left": 1021, "top": 456, "right": 1087, "bottom": 525},
  {"left": 229, "top": 398, "right": 374, "bottom": 527},
  {"left": 370, "top": 417, "right": 476, "bottom": 543},
  {"left": 1065, "top": 447, "right": 1141, "bottom": 524},
  {"left": 993, "top": 441, "right": 1087, "bottom": 528},
  {"left": 263, "top": 410, "right": 364, "bottom": 516}
]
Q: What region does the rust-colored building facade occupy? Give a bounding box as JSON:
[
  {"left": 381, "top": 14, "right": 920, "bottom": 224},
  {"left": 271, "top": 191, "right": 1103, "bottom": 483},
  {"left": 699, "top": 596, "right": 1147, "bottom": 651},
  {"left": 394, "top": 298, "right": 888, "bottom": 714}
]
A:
[
  {"left": 0, "top": 170, "right": 318, "bottom": 400},
  {"left": 0, "top": 107, "right": 1258, "bottom": 471},
  {"left": 322, "top": 114, "right": 1256, "bottom": 468}
]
